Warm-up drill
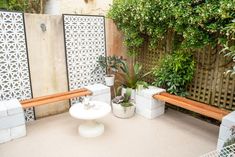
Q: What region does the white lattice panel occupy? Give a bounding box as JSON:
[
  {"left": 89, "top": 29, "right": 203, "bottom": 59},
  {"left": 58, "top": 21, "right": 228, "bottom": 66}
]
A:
[
  {"left": 0, "top": 11, "right": 34, "bottom": 121},
  {"left": 63, "top": 15, "right": 106, "bottom": 104},
  {"left": 200, "top": 144, "right": 235, "bottom": 157}
]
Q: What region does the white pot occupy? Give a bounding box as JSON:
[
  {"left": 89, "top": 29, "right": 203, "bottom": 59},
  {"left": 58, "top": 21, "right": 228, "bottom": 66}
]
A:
[
  {"left": 121, "top": 88, "right": 136, "bottom": 102},
  {"left": 104, "top": 75, "right": 115, "bottom": 86},
  {"left": 112, "top": 102, "right": 135, "bottom": 119}
]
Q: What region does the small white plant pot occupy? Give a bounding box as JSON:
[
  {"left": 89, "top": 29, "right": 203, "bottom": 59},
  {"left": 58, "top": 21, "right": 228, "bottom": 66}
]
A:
[
  {"left": 104, "top": 75, "right": 115, "bottom": 86},
  {"left": 112, "top": 102, "right": 136, "bottom": 119}
]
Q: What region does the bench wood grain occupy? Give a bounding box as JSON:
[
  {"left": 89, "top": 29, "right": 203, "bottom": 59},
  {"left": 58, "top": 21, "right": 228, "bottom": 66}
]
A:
[{"left": 153, "top": 92, "right": 230, "bottom": 121}]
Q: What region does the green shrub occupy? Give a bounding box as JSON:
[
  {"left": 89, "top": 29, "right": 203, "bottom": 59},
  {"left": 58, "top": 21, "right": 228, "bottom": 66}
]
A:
[
  {"left": 108, "top": 0, "right": 235, "bottom": 57},
  {"left": 152, "top": 51, "right": 195, "bottom": 96},
  {"left": 0, "top": 0, "right": 43, "bottom": 13}
]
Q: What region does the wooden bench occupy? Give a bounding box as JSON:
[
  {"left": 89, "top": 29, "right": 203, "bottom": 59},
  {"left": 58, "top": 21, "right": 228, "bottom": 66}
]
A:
[
  {"left": 20, "top": 88, "right": 92, "bottom": 108},
  {"left": 153, "top": 92, "right": 230, "bottom": 121}
]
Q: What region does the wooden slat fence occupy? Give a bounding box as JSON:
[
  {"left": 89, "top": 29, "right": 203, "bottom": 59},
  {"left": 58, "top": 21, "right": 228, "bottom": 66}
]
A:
[{"left": 137, "top": 33, "right": 235, "bottom": 111}]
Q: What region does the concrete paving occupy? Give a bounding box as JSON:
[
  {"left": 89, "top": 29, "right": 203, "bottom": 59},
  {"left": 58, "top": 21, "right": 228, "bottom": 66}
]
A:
[{"left": 0, "top": 109, "right": 219, "bottom": 157}]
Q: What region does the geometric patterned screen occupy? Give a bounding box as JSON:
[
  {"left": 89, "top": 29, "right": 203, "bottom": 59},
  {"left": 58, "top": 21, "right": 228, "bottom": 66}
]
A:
[
  {"left": 63, "top": 15, "right": 106, "bottom": 104},
  {"left": 0, "top": 11, "right": 35, "bottom": 121}
]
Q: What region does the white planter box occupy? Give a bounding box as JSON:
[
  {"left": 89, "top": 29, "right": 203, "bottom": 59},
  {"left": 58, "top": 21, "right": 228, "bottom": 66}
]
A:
[
  {"left": 218, "top": 125, "right": 232, "bottom": 141},
  {"left": 0, "top": 99, "right": 26, "bottom": 144},
  {"left": 85, "top": 84, "right": 111, "bottom": 105},
  {"left": 135, "top": 86, "right": 166, "bottom": 119},
  {"left": 221, "top": 111, "right": 235, "bottom": 128},
  {"left": 217, "top": 111, "right": 235, "bottom": 150},
  {"left": 136, "top": 105, "right": 165, "bottom": 119},
  {"left": 0, "top": 129, "right": 11, "bottom": 144},
  {"left": 11, "top": 125, "right": 26, "bottom": 139},
  {"left": 217, "top": 138, "right": 225, "bottom": 150}
]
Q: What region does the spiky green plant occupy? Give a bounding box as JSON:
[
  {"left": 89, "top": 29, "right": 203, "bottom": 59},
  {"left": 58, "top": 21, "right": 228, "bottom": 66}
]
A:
[{"left": 117, "top": 61, "right": 149, "bottom": 89}]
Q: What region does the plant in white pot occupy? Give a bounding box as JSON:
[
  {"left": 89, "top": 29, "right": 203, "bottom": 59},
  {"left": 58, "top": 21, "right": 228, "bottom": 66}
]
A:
[
  {"left": 94, "top": 55, "right": 123, "bottom": 86},
  {"left": 117, "top": 61, "right": 150, "bottom": 101},
  {"left": 112, "top": 87, "right": 135, "bottom": 118}
]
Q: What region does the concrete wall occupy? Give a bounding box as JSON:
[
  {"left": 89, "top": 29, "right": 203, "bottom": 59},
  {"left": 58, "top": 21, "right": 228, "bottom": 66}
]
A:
[
  {"left": 24, "top": 14, "right": 69, "bottom": 118},
  {"left": 23, "top": 14, "right": 125, "bottom": 118}
]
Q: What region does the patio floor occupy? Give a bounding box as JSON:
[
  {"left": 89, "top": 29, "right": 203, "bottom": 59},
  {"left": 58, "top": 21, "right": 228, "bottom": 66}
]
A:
[{"left": 0, "top": 108, "right": 219, "bottom": 157}]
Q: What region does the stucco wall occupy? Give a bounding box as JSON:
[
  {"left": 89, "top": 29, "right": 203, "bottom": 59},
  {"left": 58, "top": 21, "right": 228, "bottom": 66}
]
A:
[{"left": 23, "top": 14, "right": 125, "bottom": 118}]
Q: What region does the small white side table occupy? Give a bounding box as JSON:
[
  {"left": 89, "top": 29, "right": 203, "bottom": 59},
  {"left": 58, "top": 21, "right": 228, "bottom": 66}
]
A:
[{"left": 69, "top": 101, "right": 111, "bottom": 138}]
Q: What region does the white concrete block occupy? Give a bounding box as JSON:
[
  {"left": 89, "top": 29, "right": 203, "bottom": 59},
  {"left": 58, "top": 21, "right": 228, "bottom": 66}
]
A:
[
  {"left": 217, "top": 138, "right": 225, "bottom": 150},
  {"left": 91, "top": 93, "right": 111, "bottom": 105},
  {"left": 85, "top": 84, "right": 110, "bottom": 96},
  {"left": 11, "top": 125, "right": 26, "bottom": 139},
  {"left": 0, "top": 128, "right": 11, "bottom": 144},
  {"left": 136, "top": 105, "right": 165, "bottom": 119},
  {"left": 0, "top": 102, "right": 7, "bottom": 118},
  {"left": 5, "top": 99, "right": 23, "bottom": 115},
  {"left": 0, "top": 113, "right": 25, "bottom": 130},
  {"left": 136, "top": 95, "right": 165, "bottom": 110},
  {"left": 136, "top": 86, "right": 166, "bottom": 98},
  {"left": 84, "top": 84, "right": 111, "bottom": 104},
  {"left": 219, "top": 125, "right": 232, "bottom": 141},
  {"left": 222, "top": 111, "right": 235, "bottom": 128}
]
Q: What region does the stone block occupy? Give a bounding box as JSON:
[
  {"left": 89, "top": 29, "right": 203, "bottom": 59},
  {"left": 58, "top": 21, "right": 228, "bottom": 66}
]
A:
[
  {"left": 222, "top": 111, "right": 235, "bottom": 128},
  {"left": 217, "top": 138, "right": 225, "bottom": 150},
  {"left": 218, "top": 125, "right": 232, "bottom": 141},
  {"left": 135, "top": 86, "right": 165, "bottom": 119},
  {"left": 85, "top": 84, "right": 111, "bottom": 104},
  {"left": 0, "top": 113, "right": 25, "bottom": 130},
  {"left": 136, "top": 105, "right": 165, "bottom": 119},
  {"left": 5, "top": 99, "right": 24, "bottom": 115},
  {"left": 0, "top": 102, "right": 7, "bottom": 118},
  {"left": 136, "top": 86, "right": 166, "bottom": 98},
  {"left": 11, "top": 125, "right": 26, "bottom": 139},
  {"left": 136, "top": 95, "right": 165, "bottom": 110},
  {"left": 91, "top": 93, "right": 111, "bottom": 105},
  {"left": 0, "top": 128, "right": 11, "bottom": 144}
]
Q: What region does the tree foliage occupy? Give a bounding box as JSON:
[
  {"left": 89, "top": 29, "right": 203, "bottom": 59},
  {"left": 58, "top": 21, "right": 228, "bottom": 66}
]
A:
[
  {"left": 108, "top": 0, "right": 235, "bottom": 55},
  {"left": 0, "top": 0, "right": 45, "bottom": 13}
]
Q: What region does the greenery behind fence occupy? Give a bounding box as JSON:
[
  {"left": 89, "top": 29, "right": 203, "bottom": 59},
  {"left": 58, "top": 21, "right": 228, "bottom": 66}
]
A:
[
  {"left": 108, "top": 0, "right": 235, "bottom": 110},
  {"left": 0, "top": 0, "right": 45, "bottom": 13},
  {"left": 137, "top": 33, "right": 235, "bottom": 111}
]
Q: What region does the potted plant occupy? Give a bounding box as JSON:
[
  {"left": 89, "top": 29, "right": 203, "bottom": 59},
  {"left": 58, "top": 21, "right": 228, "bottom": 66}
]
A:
[
  {"left": 94, "top": 55, "right": 123, "bottom": 86},
  {"left": 117, "top": 61, "right": 149, "bottom": 100},
  {"left": 112, "top": 87, "right": 135, "bottom": 118}
]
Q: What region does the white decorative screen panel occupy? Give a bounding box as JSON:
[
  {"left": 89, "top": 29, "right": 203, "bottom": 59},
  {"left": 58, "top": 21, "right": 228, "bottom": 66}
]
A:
[
  {"left": 63, "top": 15, "right": 106, "bottom": 104},
  {"left": 0, "top": 11, "right": 35, "bottom": 121}
]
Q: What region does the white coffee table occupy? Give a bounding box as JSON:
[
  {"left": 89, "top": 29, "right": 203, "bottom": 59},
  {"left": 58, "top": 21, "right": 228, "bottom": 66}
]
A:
[{"left": 69, "top": 100, "right": 111, "bottom": 138}]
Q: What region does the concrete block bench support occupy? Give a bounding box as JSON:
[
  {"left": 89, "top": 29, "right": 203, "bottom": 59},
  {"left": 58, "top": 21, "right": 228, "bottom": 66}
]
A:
[
  {"left": 217, "top": 111, "right": 235, "bottom": 150},
  {"left": 0, "top": 99, "right": 26, "bottom": 144},
  {"left": 84, "top": 84, "right": 111, "bottom": 105},
  {"left": 136, "top": 87, "right": 166, "bottom": 119}
]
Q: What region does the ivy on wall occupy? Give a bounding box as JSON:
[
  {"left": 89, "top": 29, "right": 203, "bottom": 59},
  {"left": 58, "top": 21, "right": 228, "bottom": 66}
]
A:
[
  {"left": 108, "top": 0, "right": 235, "bottom": 56},
  {"left": 0, "top": 0, "right": 45, "bottom": 14}
]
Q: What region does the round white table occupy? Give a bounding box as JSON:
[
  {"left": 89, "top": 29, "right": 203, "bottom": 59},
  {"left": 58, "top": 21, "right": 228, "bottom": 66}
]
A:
[{"left": 69, "top": 101, "right": 111, "bottom": 138}]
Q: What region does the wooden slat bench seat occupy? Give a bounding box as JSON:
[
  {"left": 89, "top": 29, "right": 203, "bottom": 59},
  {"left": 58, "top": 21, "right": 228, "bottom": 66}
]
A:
[
  {"left": 153, "top": 92, "right": 230, "bottom": 121},
  {"left": 20, "top": 88, "right": 92, "bottom": 108}
]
